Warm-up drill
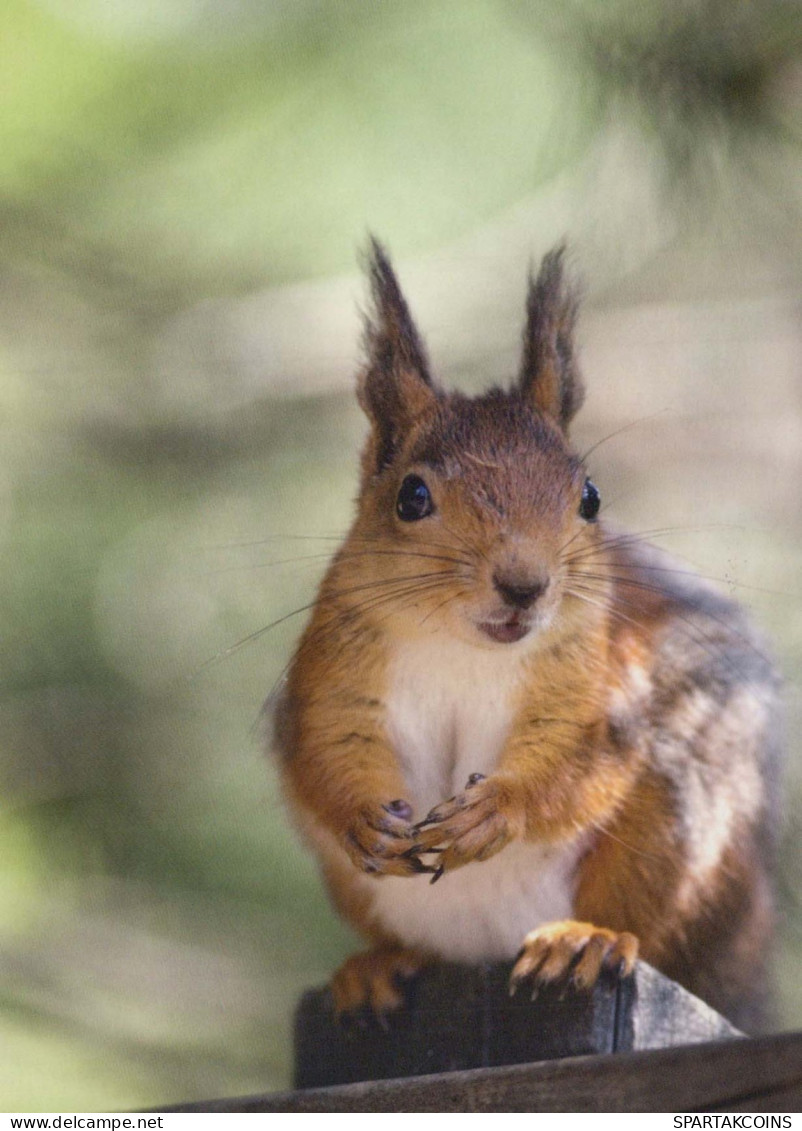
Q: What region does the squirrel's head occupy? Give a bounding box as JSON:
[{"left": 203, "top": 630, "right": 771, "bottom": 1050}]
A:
[{"left": 348, "top": 239, "right": 605, "bottom": 649}]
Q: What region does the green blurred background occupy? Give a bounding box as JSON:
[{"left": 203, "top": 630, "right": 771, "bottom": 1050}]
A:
[{"left": 2, "top": 0, "right": 802, "bottom": 1111}]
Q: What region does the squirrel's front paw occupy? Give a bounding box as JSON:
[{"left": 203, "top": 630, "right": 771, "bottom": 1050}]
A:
[
  {"left": 509, "top": 920, "right": 639, "bottom": 996},
  {"left": 345, "top": 799, "right": 438, "bottom": 877},
  {"left": 410, "top": 773, "right": 524, "bottom": 881}
]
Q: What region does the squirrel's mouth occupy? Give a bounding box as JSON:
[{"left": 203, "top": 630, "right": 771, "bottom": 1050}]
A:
[{"left": 477, "top": 612, "right": 531, "bottom": 645}]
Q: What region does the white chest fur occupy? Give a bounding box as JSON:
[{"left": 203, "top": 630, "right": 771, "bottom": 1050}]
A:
[
  {"left": 363, "top": 633, "right": 585, "bottom": 962},
  {"left": 384, "top": 632, "right": 527, "bottom": 813}
]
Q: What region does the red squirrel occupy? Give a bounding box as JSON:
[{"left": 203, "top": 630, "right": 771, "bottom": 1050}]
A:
[{"left": 272, "top": 241, "right": 782, "bottom": 1032}]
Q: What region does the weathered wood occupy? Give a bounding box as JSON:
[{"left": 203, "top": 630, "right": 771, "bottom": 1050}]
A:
[
  {"left": 294, "top": 960, "right": 740, "bottom": 1088},
  {"left": 163, "top": 1030, "right": 802, "bottom": 1112}
]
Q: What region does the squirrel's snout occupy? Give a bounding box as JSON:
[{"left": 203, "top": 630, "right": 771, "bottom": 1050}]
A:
[{"left": 491, "top": 571, "right": 549, "bottom": 610}]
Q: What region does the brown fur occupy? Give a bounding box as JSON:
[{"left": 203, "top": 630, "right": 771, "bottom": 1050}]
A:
[{"left": 273, "top": 242, "right": 782, "bottom": 1029}]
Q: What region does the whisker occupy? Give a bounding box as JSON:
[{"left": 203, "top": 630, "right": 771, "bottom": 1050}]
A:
[
  {"left": 572, "top": 560, "right": 796, "bottom": 603},
  {"left": 373, "top": 582, "right": 466, "bottom": 635},
  {"left": 255, "top": 573, "right": 466, "bottom": 708},
  {"left": 565, "top": 584, "right": 624, "bottom": 622},
  {"left": 417, "top": 587, "right": 469, "bottom": 628},
  {"left": 203, "top": 551, "right": 342, "bottom": 576},
  {"left": 334, "top": 547, "right": 474, "bottom": 569},
  {"left": 582, "top": 568, "right": 776, "bottom": 664},
  {"left": 563, "top": 585, "right": 646, "bottom": 645},
  {"left": 258, "top": 577, "right": 460, "bottom": 707},
  {"left": 439, "top": 517, "right": 485, "bottom": 564},
  {"left": 566, "top": 523, "right": 750, "bottom": 567},
  {"left": 202, "top": 533, "right": 349, "bottom": 549},
  {"left": 557, "top": 523, "right": 593, "bottom": 560},
  {"left": 284, "top": 575, "right": 462, "bottom": 661},
  {"left": 192, "top": 601, "right": 321, "bottom": 676},
  {"left": 590, "top": 820, "right": 664, "bottom": 862},
  {"left": 567, "top": 582, "right": 741, "bottom": 693},
  {"left": 195, "top": 566, "right": 464, "bottom": 678},
  {"left": 201, "top": 540, "right": 474, "bottom": 581},
  {"left": 577, "top": 409, "right": 671, "bottom": 464},
  {"left": 567, "top": 574, "right": 776, "bottom": 704},
  {"left": 202, "top": 530, "right": 475, "bottom": 560},
  {"left": 556, "top": 517, "right": 692, "bottom": 566},
  {"left": 276, "top": 579, "right": 460, "bottom": 715}
]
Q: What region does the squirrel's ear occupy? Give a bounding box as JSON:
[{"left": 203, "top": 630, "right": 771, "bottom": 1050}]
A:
[
  {"left": 358, "top": 238, "right": 439, "bottom": 473},
  {"left": 519, "top": 245, "right": 584, "bottom": 430}
]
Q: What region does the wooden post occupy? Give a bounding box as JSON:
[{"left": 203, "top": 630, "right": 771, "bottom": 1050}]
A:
[
  {"left": 160, "top": 961, "right": 802, "bottom": 1113},
  {"left": 293, "top": 960, "right": 741, "bottom": 1089}
]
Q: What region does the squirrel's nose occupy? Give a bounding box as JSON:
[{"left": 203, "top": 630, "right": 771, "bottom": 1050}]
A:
[{"left": 492, "top": 571, "right": 548, "bottom": 610}]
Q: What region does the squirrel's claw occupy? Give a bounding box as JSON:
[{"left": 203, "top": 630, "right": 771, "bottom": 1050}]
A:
[
  {"left": 413, "top": 772, "right": 491, "bottom": 832},
  {"left": 409, "top": 856, "right": 440, "bottom": 875},
  {"left": 345, "top": 800, "right": 440, "bottom": 876},
  {"left": 406, "top": 775, "right": 519, "bottom": 879}
]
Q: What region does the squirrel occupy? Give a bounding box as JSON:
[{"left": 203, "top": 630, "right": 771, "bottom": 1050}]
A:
[{"left": 271, "top": 240, "right": 782, "bottom": 1033}]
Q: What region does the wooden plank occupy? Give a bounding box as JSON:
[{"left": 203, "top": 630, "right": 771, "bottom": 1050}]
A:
[{"left": 163, "top": 1030, "right": 802, "bottom": 1113}]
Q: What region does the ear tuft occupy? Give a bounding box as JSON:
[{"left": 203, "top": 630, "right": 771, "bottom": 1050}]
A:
[
  {"left": 358, "top": 238, "right": 438, "bottom": 473},
  {"left": 519, "top": 244, "right": 584, "bottom": 430},
  {"left": 363, "top": 237, "right": 432, "bottom": 383}
]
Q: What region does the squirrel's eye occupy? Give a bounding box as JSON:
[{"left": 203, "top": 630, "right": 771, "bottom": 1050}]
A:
[
  {"left": 396, "top": 474, "right": 434, "bottom": 522},
  {"left": 579, "top": 478, "right": 600, "bottom": 522}
]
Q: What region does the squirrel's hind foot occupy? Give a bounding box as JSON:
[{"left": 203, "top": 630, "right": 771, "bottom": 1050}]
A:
[
  {"left": 330, "top": 946, "right": 429, "bottom": 1023},
  {"left": 510, "top": 919, "right": 638, "bottom": 997}
]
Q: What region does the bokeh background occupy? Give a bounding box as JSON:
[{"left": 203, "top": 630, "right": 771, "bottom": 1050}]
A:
[{"left": 2, "top": 0, "right": 802, "bottom": 1111}]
